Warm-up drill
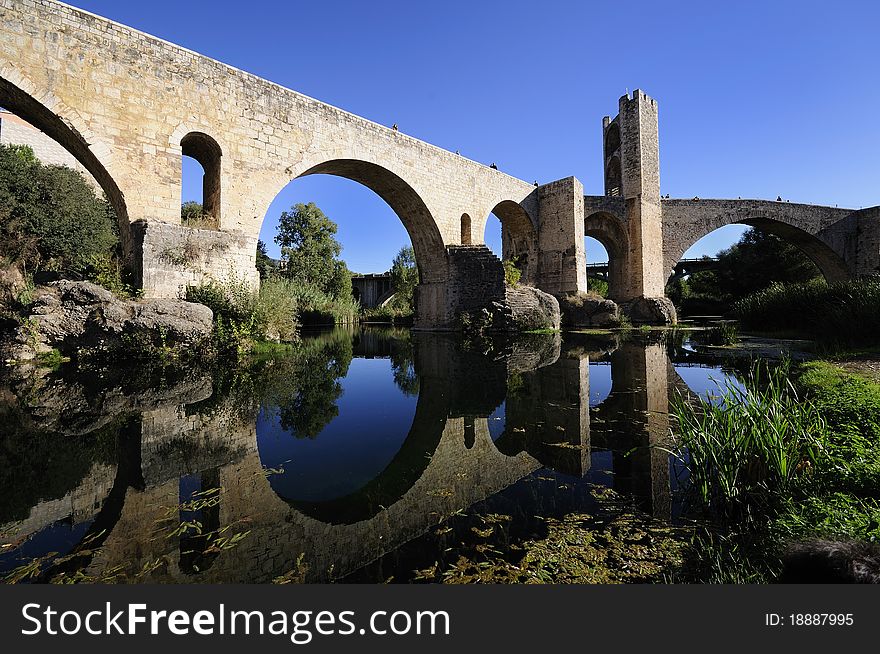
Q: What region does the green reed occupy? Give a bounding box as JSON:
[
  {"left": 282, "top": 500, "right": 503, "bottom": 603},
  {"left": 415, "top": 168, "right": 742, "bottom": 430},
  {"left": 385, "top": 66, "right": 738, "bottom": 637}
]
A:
[{"left": 670, "top": 362, "right": 828, "bottom": 522}]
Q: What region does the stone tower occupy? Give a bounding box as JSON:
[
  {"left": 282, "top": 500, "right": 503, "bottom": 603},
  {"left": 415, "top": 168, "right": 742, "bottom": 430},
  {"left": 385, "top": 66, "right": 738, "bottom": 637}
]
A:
[{"left": 602, "top": 90, "right": 671, "bottom": 313}]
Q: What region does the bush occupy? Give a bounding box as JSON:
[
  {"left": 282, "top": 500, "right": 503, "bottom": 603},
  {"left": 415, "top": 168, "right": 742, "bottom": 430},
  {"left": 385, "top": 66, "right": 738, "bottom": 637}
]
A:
[
  {"left": 362, "top": 304, "right": 414, "bottom": 325},
  {"left": 0, "top": 144, "right": 118, "bottom": 277},
  {"left": 288, "top": 279, "right": 359, "bottom": 326},
  {"left": 733, "top": 277, "right": 880, "bottom": 345},
  {"left": 503, "top": 258, "right": 521, "bottom": 287},
  {"left": 186, "top": 275, "right": 300, "bottom": 357}
]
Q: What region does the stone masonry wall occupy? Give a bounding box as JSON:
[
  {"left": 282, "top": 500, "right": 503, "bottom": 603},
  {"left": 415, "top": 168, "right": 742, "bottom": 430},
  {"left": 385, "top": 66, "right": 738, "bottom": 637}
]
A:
[{"left": 0, "top": 0, "right": 537, "bottom": 307}]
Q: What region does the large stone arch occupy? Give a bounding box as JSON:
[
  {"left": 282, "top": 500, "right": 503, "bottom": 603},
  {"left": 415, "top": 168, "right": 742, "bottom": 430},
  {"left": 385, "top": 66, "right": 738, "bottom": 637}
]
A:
[
  {"left": 483, "top": 199, "right": 539, "bottom": 284},
  {"left": 584, "top": 211, "right": 629, "bottom": 300},
  {"left": 263, "top": 158, "right": 448, "bottom": 287},
  {"left": 0, "top": 68, "right": 130, "bottom": 250},
  {"left": 662, "top": 200, "right": 855, "bottom": 282}
]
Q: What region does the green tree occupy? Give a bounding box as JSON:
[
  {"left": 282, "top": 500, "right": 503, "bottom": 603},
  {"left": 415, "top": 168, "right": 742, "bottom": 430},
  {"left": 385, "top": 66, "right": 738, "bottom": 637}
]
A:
[
  {"left": 0, "top": 143, "right": 117, "bottom": 276},
  {"left": 667, "top": 229, "right": 821, "bottom": 313},
  {"left": 389, "top": 245, "right": 419, "bottom": 310},
  {"left": 713, "top": 229, "right": 820, "bottom": 300},
  {"left": 274, "top": 202, "right": 345, "bottom": 295},
  {"left": 255, "top": 239, "right": 275, "bottom": 280},
  {"left": 181, "top": 200, "right": 203, "bottom": 223}
]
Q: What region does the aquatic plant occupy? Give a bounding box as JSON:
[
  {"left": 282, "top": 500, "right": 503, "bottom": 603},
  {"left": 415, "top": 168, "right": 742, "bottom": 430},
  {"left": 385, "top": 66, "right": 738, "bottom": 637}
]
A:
[{"left": 670, "top": 362, "right": 828, "bottom": 521}]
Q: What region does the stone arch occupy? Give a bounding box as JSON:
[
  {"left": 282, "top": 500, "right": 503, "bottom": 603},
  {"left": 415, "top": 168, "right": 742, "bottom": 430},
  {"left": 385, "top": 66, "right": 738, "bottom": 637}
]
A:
[
  {"left": 485, "top": 200, "right": 538, "bottom": 284},
  {"left": 460, "top": 213, "right": 472, "bottom": 245},
  {"left": 0, "top": 70, "right": 130, "bottom": 249},
  {"left": 268, "top": 158, "right": 447, "bottom": 287},
  {"left": 585, "top": 211, "right": 629, "bottom": 300},
  {"left": 669, "top": 213, "right": 850, "bottom": 283},
  {"left": 180, "top": 131, "right": 222, "bottom": 227},
  {"left": 604, "top": 123, "right": 621, "bottom": 159}
]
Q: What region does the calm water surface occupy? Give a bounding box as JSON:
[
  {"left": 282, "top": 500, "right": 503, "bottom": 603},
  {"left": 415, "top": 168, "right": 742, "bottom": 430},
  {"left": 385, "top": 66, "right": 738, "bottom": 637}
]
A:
[{"left": 0, "top": 328, "right": 742, "bottom": 582}]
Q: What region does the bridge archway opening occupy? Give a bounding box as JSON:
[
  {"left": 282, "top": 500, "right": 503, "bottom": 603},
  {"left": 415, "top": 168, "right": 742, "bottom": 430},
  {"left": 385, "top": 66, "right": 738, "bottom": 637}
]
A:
[
  {"left": 670, "top": 221, "right": 834, "bottom": 315},
  {"left": 584, "top": 236, "right": 611, "bottom": 297},
  {"left": 584, "top": 211, "right": 628, "bottom": 301},
  {"left": 261, "top": 160, "right": 446, "bottom": 316},
  {"left": 483, "top": 200, "right": 537, "bottom": 284},
  {"left": 180, "top": 132, "right": 221, "bottom": 229},
  {"left": 0, "top": 74, "right": 129, "bottom": 248}
]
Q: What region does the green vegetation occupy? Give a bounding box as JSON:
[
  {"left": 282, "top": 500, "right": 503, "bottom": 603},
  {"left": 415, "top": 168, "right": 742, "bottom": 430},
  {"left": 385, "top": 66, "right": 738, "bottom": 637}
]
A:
[
  {"left": 362, "top": 304, "right": 414, "bottom": 324},
  {"left": 695, "top": 321, "right": 739, "bottom": 346},
  {"left": 671, "top": 363, "right": 827, "bottom": 521},
  {"left": 255, "top": 239, "right": 276, "bottom": 280},
  {"left": 275, "top": 202, "right": 352, "bottom": 302},
  {"left": 586, "top": 277, "right": 608, "bottom": 297},
  {"left": 180, "top": 200, "right": 217, "bottom": 229},
  {"left": 271, "top": 202, "right": 358, "bottom": 325},
  {"left": 502, "top": 257, "right": 521, "bottom": 287},
  {"left": 0, "top": 143, "right": 127, "bottom": 298},
  {"left": 733, "top": 277, "right": 880, "bottom": 346},
  {"left": 186, "top": 275, "right": 299, "bottom": 358},
  {"left": 671, "top": 359, "right": 880, "bottom": 582},
  {"left": 388, "top": 245, "right": 418, "bottom": 315},
  {"left": 666, "top": 228, "right": 820, "bottom": 315}
]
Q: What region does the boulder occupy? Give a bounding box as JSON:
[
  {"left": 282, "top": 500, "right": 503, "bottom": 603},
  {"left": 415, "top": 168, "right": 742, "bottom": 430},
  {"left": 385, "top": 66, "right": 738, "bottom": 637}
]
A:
[
  {"left": 622, "top": 296, "right": 678, "bottom": 325},
  {"left": 559, "top": 292, "right": 621, "bottom": 328},
  {"left": 457, "top": 285, "right": 561, "bottom": 335},
  {"left": 5, "top": 280, "right": 213, "bottom": 361},
  {"left": 491, "top": 285, "right": 561, "bottom": 332}
]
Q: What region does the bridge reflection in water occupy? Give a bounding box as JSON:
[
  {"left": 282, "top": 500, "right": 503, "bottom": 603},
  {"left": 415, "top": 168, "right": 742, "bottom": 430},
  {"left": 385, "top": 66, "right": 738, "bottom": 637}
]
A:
[{"left": 0, "top": 329, "right": 737, "bottom": 583}]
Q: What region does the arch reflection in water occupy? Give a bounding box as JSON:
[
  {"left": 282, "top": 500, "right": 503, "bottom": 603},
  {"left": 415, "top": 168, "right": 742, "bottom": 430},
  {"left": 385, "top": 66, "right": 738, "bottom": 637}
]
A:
[{"left": 0, "top": 328, "right": 743, "bottom": 583}]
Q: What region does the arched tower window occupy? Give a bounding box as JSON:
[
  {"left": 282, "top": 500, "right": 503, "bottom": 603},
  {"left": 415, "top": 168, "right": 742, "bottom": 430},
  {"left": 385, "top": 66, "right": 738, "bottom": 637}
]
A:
[
  {"left": 603, "top": 122, "right": 622, "bottom": 197},
  {"left": 181, "top": 132, "right": 222, "bottom": 227},
  {"left": 461, "top": 213, "right": 472, "bottom": 244}
]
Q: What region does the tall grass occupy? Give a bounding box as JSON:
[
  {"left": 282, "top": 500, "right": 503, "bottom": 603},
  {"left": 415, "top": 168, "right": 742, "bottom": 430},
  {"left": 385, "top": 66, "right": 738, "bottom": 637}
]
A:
[
  {"left": 186, "top": 275, "right": 299, "bottom": 357},
  {"left": 670, "top": 362, "right": 828, "bottom": 522},
  {"left": 733, "top": 277, "right": 880, "bottom": 345},
  {"left": 288, "top": 280, "right": 359, "bottom": 325}
]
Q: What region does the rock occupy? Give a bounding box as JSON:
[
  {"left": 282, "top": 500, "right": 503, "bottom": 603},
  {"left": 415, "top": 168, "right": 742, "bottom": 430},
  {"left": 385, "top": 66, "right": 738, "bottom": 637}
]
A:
[
  {"left": 5, "top": 280, "right": 213, "bottom": 361},
  {"left": 622, "top": 296, "right": 678, "bottom": 325},
  {"left": 504, "top": 285, "right": 561, "bottom": 331},
  {"left": 0, "top": 264, "right": 26, "bottom": 306},
  {"left": 457, "top": 285, "right": 560, "bottom": 335},
  {"left": 488, "top": 286, "right": 561, "bottom": 332},
  {"left": 559, "top": 292, "right": 621, "bottom": 328}
]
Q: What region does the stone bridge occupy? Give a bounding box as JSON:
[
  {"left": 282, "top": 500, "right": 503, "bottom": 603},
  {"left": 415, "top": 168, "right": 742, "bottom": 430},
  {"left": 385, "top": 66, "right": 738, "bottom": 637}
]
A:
[{"left": 2, "top": 0, "right": 878, "bottom": 326}]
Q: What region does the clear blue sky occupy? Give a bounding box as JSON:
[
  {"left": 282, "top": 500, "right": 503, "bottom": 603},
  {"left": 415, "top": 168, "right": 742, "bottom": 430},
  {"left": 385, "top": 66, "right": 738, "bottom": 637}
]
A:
[{"left": 69, "top": 0, "right": 880, "bottom": 271}]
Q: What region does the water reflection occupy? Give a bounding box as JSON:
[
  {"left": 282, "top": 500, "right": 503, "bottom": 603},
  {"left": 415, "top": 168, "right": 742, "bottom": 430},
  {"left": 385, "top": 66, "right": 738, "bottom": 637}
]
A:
[{"left": 0, "top": 328, "right": 741, "bottom": 583}]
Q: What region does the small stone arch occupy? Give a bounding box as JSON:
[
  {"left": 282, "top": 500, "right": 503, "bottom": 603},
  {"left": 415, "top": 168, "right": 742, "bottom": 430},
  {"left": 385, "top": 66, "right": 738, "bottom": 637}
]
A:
[
  {"left": 486, "top": 199, "right": 539, "bottom": 284},
  {"left": 460, "top": 213, "right": 472, "bottom": 245},
  {"left": 605, "top": 156, "right": 622, "bottom": 197},
  {"left": 585, "top": 211, "right": 629, "bottom": 300},
  {"left": 180, "top": 131, "right": 222, "bottom": 227},
  {"left": 604, "top": 122, "right": 621, "bottom": 159}
]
